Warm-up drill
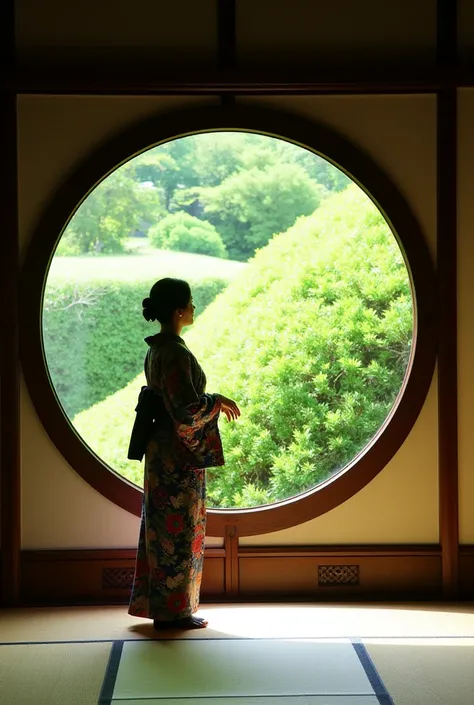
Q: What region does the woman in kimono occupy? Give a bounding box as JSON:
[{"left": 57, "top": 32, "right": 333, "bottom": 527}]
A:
[{"left": 128, "top": 277, "right": 240, "bottom": 629}]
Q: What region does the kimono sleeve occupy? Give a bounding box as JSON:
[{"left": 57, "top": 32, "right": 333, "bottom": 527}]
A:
[{"left": 160, "top": 346, "right": 223, "bottom": 465}]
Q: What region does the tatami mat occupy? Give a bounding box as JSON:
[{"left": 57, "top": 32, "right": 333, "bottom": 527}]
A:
[
  {"left": 2, "top": 605, "right": 474, "bottom": 705},
  {"left": 2, "top": 602, "right": 474, "bottom": 643},
  {"left": 112, "top": 638, "right": 375, "bottom": 700},
  {"left": 365, "top": 637, "right": 474, "bottom": 705},
  {"left": 0, "top": 642, "right": 111, "bottom": 705}
]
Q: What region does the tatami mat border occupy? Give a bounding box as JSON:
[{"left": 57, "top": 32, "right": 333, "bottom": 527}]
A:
[
  {"left": 352, "top": 640, "right": 394, "bottom": 705},
  {"left": 98, "top": 641, "right": 123, "bottom": 705}
]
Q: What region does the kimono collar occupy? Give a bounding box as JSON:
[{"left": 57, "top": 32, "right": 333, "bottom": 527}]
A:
[{"left": 145, "top": 333, "right": 185, "bottom": 347}]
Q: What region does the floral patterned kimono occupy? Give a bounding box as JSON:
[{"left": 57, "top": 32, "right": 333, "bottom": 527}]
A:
[{"left": 128, "top": 332, "right": 224, "bottom": 621}]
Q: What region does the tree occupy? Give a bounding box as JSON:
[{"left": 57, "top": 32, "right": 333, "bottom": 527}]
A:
[
  {"left": 55, "top": 132, "right": 350, "bottom": 258},
  {"left": 275, "top": 140, "right": 351, "bottom": 191},
  {"left": 132, "top": 133, "right": 349, "bottom": 226},
  {"left": 56, "top": 167, "right": 165, "bottom": 255},
  {"left": 192, "top": 132, "right": 256, "bottom": 186},
  {"left": 133, "top": 139, "right": 199, "bottom": 212},
  {"left": 198, "top": 163, "right": 327, "bottom": 260}
]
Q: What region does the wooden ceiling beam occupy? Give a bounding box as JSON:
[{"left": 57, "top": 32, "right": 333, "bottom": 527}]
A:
[{"left": 2, "top": 65, "right": 473, "bottom": 96}]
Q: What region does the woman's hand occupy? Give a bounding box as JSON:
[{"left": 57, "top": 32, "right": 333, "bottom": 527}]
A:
[{"left": 217, "top": 395, "right": 241, "bottom": 422}]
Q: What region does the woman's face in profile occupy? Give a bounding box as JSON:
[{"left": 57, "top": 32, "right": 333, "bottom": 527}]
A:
[{"left": 181, "top": 296, "right": 195, "bottom": 326}]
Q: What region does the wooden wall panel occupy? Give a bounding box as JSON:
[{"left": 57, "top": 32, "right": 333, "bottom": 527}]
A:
[
  {"left": 18, "top": 547, "right": 446, "bottom": 605},
  {"left": 239, "top": 548, "right": 441, "bottom": 599},
  {"left": 202, "top": 555, "right": 226, "bottom": 596},
  {"left": 236, "top": 0, "right": 436, "bottom": 67},
  {"left": 21, "top": 549, "right": 225, "bottom": 605},
  {"left": 240, "top": 558, "right": 319, "bottom": 595},
  {"left": 16, "top": 0, "right": 217, "bottom": 66}
]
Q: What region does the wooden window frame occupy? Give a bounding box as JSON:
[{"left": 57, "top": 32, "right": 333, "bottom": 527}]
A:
[{"left": 19, "top": 103, "right": 437, "bottom": 537}]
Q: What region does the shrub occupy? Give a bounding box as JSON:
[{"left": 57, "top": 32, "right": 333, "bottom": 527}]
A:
[
  {"left": 43, "top": 277, "right": 229, "bottom": 418},
  {"left": 74, "top": 185, "right": 412, "bottom": 508},
  {"left": 148, "top": 212, "right": 227, "bottom": 258},
  {"left": 186, "top": 184, "right": 412, "bottom": 506},
  {"left": 198, "top": 163, "right": 327, "bottom": 261}
]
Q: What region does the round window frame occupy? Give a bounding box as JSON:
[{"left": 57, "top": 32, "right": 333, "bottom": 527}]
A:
[{"left": 20, "top": 103, "right": 437, "bottom": 537}]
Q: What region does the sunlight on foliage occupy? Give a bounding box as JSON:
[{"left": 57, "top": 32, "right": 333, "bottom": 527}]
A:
[
  {"left": 71, "top": 185, "right": 412, "bottom": 508},
  {"left": 148, "top": 212, "right": 227, "bottom": 258},
  {"left": 185, "top": 184, "right": 412, "bottom": 506}
]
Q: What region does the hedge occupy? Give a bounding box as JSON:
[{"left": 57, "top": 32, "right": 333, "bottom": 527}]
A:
[
  {"left": 73, "top": 185, "right": 412, "bottom": 508},
  {"left": 43, "top": 277, "right": 229, "bottom": 418},
  {"left": 148, "top": 212, "right": 227, "bottom": 258}
]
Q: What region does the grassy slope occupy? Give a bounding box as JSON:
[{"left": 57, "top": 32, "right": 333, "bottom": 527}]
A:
[
  {"left": 53, "top": 247, "right": 244, "bottom": 485},
  {"left": 47, "top": 245, "right": 246, "bottom": 284},
  {"left": 73, "top": 187, "right": 411, "bottom": 498}
]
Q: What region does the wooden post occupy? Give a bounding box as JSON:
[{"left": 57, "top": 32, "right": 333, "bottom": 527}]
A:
[
  {"left": 0, "top": 0, "right": 21, "bottom": 606},
  {"left": 224, "top": 526, "right": 239, "bottom": 595},
  {"left": 437, "top": 0, "right": 459, "bottom": 598}
]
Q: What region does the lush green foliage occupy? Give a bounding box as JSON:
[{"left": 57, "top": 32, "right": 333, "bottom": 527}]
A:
[
  {"left": 133, "top": 138, "right": 201, "bottom": 210},
  {"left": 43, "top": 275, "right": 229, "bottom": 417},
  {"left": 196, "top": 163, "right": 327, "bottom": 261},
  {"left": 74, "top": 376, "right": 146, "bottom": 486},
  {"left": 56, "top": 132, "right": 350, "bottom": 259},
  {"left": 136, "top": 132, "right": 350, "bottom": 198},
  {"left": 274, "top": 139, "right": 351, "bottom": 192},
  {"left": 185, "top": 185, "right": 412, "bottom": 506},
  {"left": 72, "top": 186, "right": 412, "bottom": 507},
  {"left": 148, "top": 212, "right": 227, "bottom": 258},
  {"left": 56, "top": 168, "right": 165, "bottom": 255}
]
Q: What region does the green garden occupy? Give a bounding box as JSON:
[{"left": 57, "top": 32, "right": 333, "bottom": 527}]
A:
[{"left": 43, "top": 132, "right": 412, "bottom": 508}]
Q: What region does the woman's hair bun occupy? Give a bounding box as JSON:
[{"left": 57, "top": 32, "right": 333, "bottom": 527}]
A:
[
  {"left": 142, "top": 297, "right": 157, "bottom": 322},
  {"left": 143, "top": 278, "right": 191, "bottom": 324}
]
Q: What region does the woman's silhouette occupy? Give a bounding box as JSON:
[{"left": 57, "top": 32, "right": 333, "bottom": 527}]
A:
[{"left": 128, "top": 278, "right": 240, "bottom": 629}]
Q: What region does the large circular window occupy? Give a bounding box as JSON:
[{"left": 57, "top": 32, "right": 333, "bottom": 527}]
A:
[{"left": 21, "top": 105, "right": 437, "bottom": 536}]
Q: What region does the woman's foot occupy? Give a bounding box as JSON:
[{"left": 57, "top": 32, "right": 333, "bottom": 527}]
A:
[{"left": 153, "top": 616, "right": 208, "bottom": 630}]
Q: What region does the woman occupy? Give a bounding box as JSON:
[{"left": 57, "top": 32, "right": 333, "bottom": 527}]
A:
[{"left": 128, "top": 277, "right": 240, "bottom": 629}]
